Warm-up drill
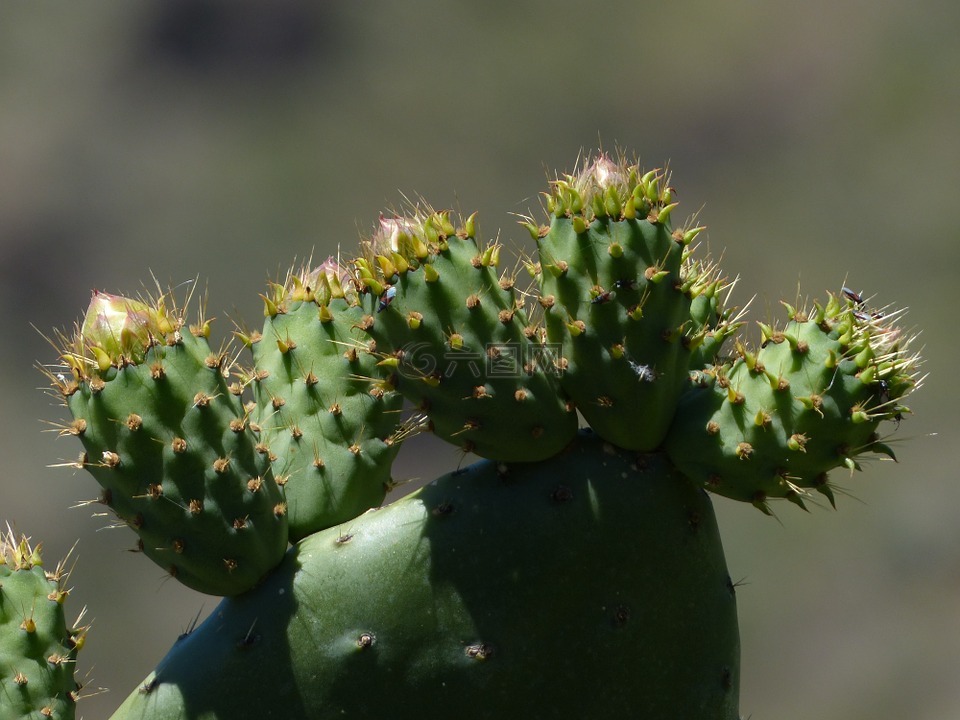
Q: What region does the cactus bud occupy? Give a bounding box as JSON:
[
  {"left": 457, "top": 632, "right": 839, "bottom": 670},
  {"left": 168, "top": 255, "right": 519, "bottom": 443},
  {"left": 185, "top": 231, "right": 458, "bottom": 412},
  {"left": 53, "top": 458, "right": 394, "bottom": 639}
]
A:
[{"left": 80, "top": 291, "right": 167, "bottom": 366}]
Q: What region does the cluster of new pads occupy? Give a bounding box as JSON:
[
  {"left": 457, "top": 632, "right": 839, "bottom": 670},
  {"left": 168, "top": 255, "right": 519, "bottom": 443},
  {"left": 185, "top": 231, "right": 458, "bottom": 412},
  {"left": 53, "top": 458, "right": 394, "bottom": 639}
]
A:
[
  {"left": 528, "top": 155, "right": 920, "bottom": 511},
  {"left": 44, "top": 153, "right": 921, "bottom": 605},
  {"left": 47, "top": 269, "right": 413, "bottom": 594},
  {"left": 33, "top": 152, "right": 922, "bottom": 719},
  {"left": 0, "top": 530, "right": 87, "bottom": 719},
  {"left": 352, "top": 155, "right": 919, "bottom": 509}
]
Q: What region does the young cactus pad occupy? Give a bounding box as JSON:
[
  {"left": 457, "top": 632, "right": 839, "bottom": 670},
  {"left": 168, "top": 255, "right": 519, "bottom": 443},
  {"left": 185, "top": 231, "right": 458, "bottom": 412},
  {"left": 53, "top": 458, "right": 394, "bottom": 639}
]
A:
[
  {"left": 664, "top": 291, "right": 921, "bottom": 512},
  {"left": 0, "top": 530, "right": 87, "bottom": 720},
  {"left": 535, "top": 157, "right": 738, "bottom": 451},
  {"left": 248, "top": 259, "right": 405, "bottom": 541},
  {"left": 354, "top": 212, "right": 578, "bottom": 461},
  {"left": 108, "top": 432, "right": 740, "bottom": 720},
  {"left": 51, "top": 290, "right": 288, "bottom": 596}
]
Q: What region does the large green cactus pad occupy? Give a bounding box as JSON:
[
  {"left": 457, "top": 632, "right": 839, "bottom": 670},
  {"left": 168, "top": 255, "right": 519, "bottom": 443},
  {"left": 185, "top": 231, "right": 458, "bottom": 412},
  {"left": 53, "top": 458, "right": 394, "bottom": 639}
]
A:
[{"left": 109, "top": 432, "right": 740, "bottom": 720}]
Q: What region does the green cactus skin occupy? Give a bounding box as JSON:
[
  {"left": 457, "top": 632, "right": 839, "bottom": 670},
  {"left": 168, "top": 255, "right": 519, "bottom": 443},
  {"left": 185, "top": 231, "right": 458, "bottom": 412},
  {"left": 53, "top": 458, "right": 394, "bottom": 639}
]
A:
[
  {"left": 0, "top": 532, "right": 87, "bottom": 720},
  {"left": 108, "top": 432, "right": 740, "bottom": 720},
  {"left": 535, "top": 156, "right": 733, "bottom": 451},
  {"left": 664, "top": 292, "right": 921, "bottom": 512},
  {"left": 53, "top": 292, "right": 288, "bottom": 596},
  {"left": 247, "top": 260, "right": 406, "bottom": 542},
  {"left": 354, "top": 211, "right": 578, "bottom": 461}
]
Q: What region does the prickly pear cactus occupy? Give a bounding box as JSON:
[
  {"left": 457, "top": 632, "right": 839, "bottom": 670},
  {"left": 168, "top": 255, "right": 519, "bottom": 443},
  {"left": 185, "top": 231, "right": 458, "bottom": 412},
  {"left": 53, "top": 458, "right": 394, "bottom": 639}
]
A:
[
  {"left": 0, "top": 530, "right": 87, "bottom": 720},
  {"left": 109, "top": 433, "right": 740, "bottom": 720},
  {"left": 246, "top": 259, "right": 406, "bottom": 541},
  {"left": 49, "top": 291, "right": 288, "bottom": 596},
  {"left": 29, "top": 150, "right": 922, "bottom": 719},
  {"left": 354, "top": 212, "right": 578, "bottom": 461}
]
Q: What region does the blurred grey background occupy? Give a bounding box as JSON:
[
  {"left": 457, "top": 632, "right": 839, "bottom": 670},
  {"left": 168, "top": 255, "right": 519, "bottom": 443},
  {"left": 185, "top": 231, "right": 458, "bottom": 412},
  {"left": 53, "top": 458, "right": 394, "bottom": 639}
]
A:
[{"left": 1, "top": 1, "right": 956, "bottom": 718}]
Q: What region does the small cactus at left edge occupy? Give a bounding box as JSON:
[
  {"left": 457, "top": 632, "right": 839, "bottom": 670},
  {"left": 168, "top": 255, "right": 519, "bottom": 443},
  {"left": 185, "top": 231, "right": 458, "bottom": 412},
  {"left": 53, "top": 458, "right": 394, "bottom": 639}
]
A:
[
  {"left": 0, "top": 530, "right": 88, "bottom": 720},
  {"left": 48, "top": 290, "right": 288, "bottom": 596},
  {"left": 246, "top": 259, "right": 406, "bottom": 541}
]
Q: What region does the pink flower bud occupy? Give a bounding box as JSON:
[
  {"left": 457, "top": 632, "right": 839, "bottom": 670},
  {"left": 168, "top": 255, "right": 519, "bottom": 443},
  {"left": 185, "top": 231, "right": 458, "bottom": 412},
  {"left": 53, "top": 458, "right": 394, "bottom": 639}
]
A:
[{"left": 80, "top": 291, "right": 166, "bottom": 365}]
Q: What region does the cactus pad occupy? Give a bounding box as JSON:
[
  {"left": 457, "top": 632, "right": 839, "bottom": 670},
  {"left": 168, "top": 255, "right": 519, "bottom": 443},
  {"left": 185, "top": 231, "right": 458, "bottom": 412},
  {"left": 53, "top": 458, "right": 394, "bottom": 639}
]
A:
[
  {"left": 248, "top": 259, "right": 406, "bottom": 541},
  {"left": 535, "top": 156, "right": 737, "bottom": 451},
  {"left": 50, "top": 291, "right": 288, "bottom": 596},
  {"left": 664, "top": 292, "right": 921, "bottom": 512},
  {"left": 354, "top": 212, "right": 577, "bottom": 461},
  {"left": 109, "top": 432, "right": 740, "bottom": 720}
]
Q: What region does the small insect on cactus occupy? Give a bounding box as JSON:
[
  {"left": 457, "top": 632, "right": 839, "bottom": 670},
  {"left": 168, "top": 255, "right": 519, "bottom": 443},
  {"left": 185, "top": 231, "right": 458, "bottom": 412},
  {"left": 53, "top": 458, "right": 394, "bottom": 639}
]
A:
[{"left": 10, "top": 151, "right": 922, "bottom": 720}]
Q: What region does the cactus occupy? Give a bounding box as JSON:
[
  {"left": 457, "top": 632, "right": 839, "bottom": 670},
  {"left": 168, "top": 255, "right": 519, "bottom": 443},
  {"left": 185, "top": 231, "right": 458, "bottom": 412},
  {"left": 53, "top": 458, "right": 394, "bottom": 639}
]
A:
[
  {"left": 12, "top": 151, "right": 920, "bottom": 718},
  {"left": 0, "top": 529, "right": 87, "bottom": 720},
  {"left": 534, "top": 157, "right": 696, "bottom": 451}
]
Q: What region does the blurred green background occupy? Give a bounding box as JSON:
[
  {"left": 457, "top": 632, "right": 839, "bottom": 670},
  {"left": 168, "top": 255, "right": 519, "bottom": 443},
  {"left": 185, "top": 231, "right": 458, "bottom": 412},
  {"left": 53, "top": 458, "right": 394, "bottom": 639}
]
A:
[{"left": 2, "top": 1, "right": 955, "bottom": 718}]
